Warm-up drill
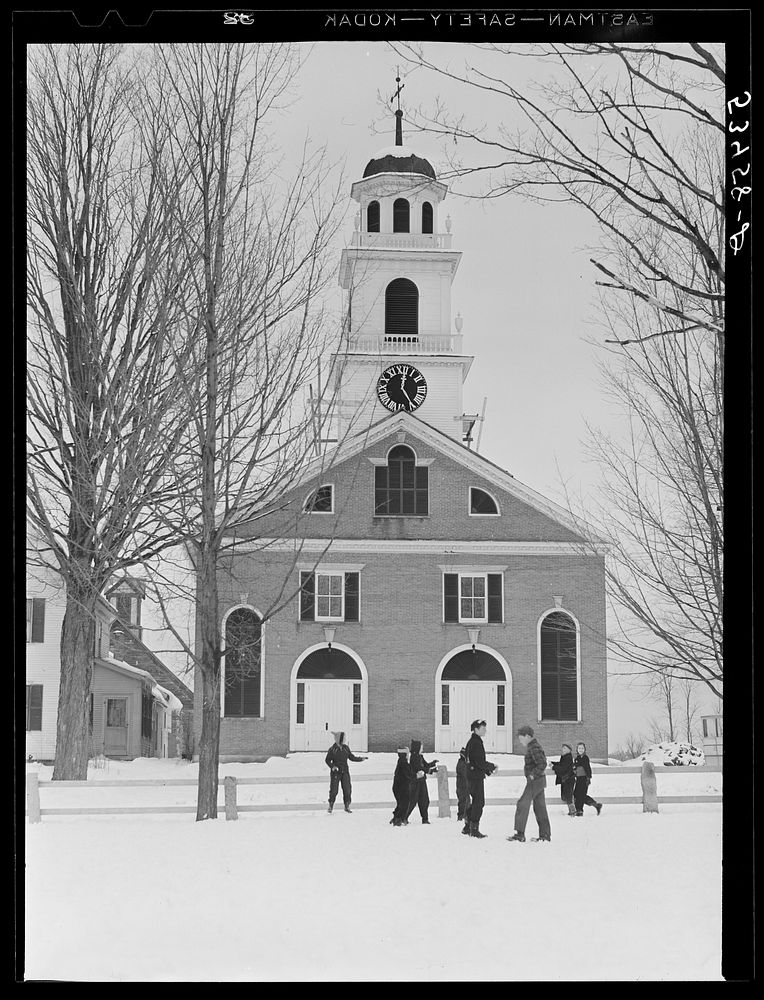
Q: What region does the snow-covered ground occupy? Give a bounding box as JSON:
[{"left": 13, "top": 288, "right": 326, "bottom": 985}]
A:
[{"left": 24, "top": 755, "right": 722, "bottom": 981}]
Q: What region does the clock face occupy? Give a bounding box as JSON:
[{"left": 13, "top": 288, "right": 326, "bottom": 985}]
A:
[{"left": 376, "top": 364, "right": 428, "bottom": 413}]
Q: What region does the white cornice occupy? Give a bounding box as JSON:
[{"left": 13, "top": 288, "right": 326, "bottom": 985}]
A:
[{"left": 235, "top": 539, "right": 608, "bottom": 556}]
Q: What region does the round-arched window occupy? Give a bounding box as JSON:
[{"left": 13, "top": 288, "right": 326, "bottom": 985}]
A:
[
  {"left": 442, "top": 650, "right": 505, "bottom": 682},
  {"left": 540, "top": 612, "right": 578, "bottom": 721},
  {"left": 422, "top": 201, "right": 433, "bottom": 234},
  {"left": 367, "top": 200, "right": 380, "bottom": 233},
  {"left": 393, "top": 198, "right": 410, "bottom": 233},
  {"left": 224, "top": 608, "right": 262, "bottom": 717},
  {"left": 296, "top": 649, "right": 362, "bottom": 680}
]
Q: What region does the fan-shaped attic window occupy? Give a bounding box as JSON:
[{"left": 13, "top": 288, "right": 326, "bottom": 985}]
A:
[{"left": 470, "top": 487, "right": 499, "bottom": 515}]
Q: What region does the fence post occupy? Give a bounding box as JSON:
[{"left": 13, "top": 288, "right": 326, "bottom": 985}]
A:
[
  {"left": 224, "top": 775, "right": 238, "bottom": 821},
  {"left": 641, "top": 761, "right": 659, "bottom": 813},
  {"left": 27, "top": 771, "right": 41, "bottom": 824},
  {"left": 436, "top": 764, "right": 451, "bottom": 818}
]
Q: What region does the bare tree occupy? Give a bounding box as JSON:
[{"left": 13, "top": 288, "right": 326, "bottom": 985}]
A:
[
  {"left": 646, "top": 667, "right": 676, "bottom": 742},
  {"left": 611, "top": 732, "right": 648, "bottom": 761},
  {"left": 141, "top": 43, "right": 347, "bottom": 820},
  {"left": 392, "top": 43, "right": 724, "bottom": 699},
  {"left": 26, "top": 44, "right": 199, "bottom": 780}
]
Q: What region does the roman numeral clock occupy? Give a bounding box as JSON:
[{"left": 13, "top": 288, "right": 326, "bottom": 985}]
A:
[{"left": 377, "top": 364, "right": 428, "bottom": 413}]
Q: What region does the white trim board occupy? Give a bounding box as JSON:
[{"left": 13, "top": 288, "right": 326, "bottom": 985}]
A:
[{"left": 235, "top": 539, "right": 607, "bottom": 556}]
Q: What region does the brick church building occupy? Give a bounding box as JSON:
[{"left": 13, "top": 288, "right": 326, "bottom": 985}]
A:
[{"left": 193, "top": 109, "right": 609, "bottom": 759}]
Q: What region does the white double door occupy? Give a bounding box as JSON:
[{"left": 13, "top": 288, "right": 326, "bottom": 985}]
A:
[
  {"left": 301, "top": 680, "right": 366, "bottom": 752},
  {"left": 439, "top": 681, "right": 509, "bottom": 752}
]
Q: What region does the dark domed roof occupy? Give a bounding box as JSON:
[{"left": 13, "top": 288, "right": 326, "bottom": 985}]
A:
[{"left": 363, "top": 144, "right": 436, "bottom": 180}]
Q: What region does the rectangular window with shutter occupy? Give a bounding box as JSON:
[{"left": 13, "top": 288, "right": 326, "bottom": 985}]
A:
[
  {"left": 300, "top": 571, "right": 360, "bottom": 623},
  {"left": 26, "top": 685, "right": 43, "bottom": 731},
  {"left": 26, "top": 598, "right": 46, "bottom": 643},
  {"left": 443, "top": 573, "right": 503, "bottom": 624}
]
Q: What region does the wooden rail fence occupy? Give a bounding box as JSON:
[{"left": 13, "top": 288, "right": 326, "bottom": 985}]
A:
[{"left": 26, "top": 762, "right": 721, "bottom": 823}]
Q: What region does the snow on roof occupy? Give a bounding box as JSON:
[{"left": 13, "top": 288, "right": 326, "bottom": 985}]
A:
[
  {"left": 153, "top": 684, "right": 183, "bottom": 714},
  {"left": 369, "top": 143, "right": 433, "bottom": 161}
]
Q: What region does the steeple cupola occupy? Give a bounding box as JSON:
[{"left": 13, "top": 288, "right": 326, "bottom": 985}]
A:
[{"left": 333, "top": 78, "right": 472, "bottom": 443}]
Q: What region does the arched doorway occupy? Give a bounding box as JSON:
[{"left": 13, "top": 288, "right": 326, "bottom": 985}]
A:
[
  {"left": 435, "top": 646, "right": 511, "bottom": 752},
  {"left": 290, "top": 644, "right": 368, "bottom": 752}
]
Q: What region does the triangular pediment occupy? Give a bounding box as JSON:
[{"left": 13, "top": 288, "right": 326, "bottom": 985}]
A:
[{"left": 234, "top": 410, "right": 606, "bottom": 546}]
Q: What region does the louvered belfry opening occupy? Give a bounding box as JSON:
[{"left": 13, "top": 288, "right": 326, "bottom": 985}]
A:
[
  {"left": 367, "top": 200, "right": 380, "bottom": 232},
  {"left": 393, "top": 198, "right": 410, "bottom": 232},
  {"left": 540, "top": 612, "right": 578, "bottom": 720},
  {"left": 422, "top": 201, "right": 433, "bottom": 234},
  {"left": 384, "top": 278, "right": 418, "bottom": 343}
]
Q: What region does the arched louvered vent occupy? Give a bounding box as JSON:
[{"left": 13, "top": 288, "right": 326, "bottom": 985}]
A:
[
  {"left": 422, "top": 201, "right": 433, "bottom": 234},
  {"left": 385, "top": 278, "right": 418, "bottom": 341}
]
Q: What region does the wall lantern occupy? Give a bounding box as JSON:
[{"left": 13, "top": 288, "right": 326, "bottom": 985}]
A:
[
  {"left": 466, "top": 627, "right": 480, "bottom": 651},
  {"left": 323, "top": 626, "right": 336, "bottom": 651}
]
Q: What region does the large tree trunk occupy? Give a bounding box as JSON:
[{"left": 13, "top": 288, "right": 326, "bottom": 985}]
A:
[
  {"left": 196, "top": 545, "right": 221, "bottom": 820},
  {"left": 53, "top": 584, "right": 95, "bottom": 781}
]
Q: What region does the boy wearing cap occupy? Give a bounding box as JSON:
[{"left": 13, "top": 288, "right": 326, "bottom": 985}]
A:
[
  {"left": 507, "top": 725, "right": 551, "bottom": 842},
  {"left": 462, "top": 720, "right": 497, "bottom": 839},
  {"left": 325, "top": 731, "right": 367, "bottom": 813}
]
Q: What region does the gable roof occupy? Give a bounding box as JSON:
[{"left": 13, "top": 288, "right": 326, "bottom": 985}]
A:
[{"left": 234, "top": 410, "right": 607, "bottom": 545}]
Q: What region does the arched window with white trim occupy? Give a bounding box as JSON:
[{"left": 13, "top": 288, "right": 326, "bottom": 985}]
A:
[
  {"left": 374, "top": 445, "right": 428, "bottom": 516},
  {"left": 384, "top": 278, "right": 418, "bottom": 342},
  {"left": 539, "top": 611, "right": 578, "bottom": 721},
  {"left": 367, "top": 200, "right": 380, "bottom": 232},
  {"left": 223, "top": 608, "right": 262, "bottom": 717},
  {"left": 393, "top": 198, "right": 410, "bottom": 232}
]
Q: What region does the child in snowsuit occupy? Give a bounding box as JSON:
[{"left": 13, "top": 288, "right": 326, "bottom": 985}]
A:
[
  {"left": 573, "top": 742, "right": 602, "bottom": 816},
  {"left": 391, "top": 748, "right": 414, "bottom": 825},
  {"left": 406, "top": 739, "right": 438, "bottom": 824},
  {"left": 325, "top": 731, "right": 367, "bottom": 813},
  {"left": 456, "top": 746, "right": 471, "bottom": 821},
  {"left": 551, "top": 743, "right": 577, "bottom": 816}
]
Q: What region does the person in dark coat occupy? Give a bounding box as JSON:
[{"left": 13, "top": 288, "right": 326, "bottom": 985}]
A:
[
  {"left": 391, "top": 748, "right": 414, "bottom": 826},
  {"left": 455, "top": 746, "right": 471, "bottom": 821},
  {"left": 507, "top": 725, "right": 551, "bottom": 842},
  {"left": 550, "top": 743, "right": 577, "bottom": 816},
  {"left": 573, "top": 742, "right": 602, "bottom": 816},
  {"left": 462, "top": 720, "right": 497, "bottom": 839},
  {"left": 325, "top": 731, "right": 367, "bottom": 813},
  {"left": 406, "top": 739, "right": 438, "bottom": 824}
]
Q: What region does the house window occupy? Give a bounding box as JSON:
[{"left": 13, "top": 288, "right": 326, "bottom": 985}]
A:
[
  {"left": 460, "top": 574, "right": 487, "bottom": 622},
  {"left": 26, "top": 598, "right": 46, "bottom": 643},
  {"left": 299, "top": 572, "right": 360, "bottom": 622},
  {"left": 296, "top": 682, "right": 305, "bottom": 724},
  {"left": 422, "top": 201, "right": 433, "bottom": 234},
  {"left": 141, "top": 687, "right": 153, "bottom": 740},
  {"left": 367, "top": 200, "right": 380, "bottom": 232},
  {"left": 26, "top": 685, "right": 43, "bottom": 731},
  {"left": 470, "top": 487, "right": 499, "bottom": 515},
  {"left": 374, "top": 445, "right": 428, "bottom": 516},
  {"left": 304, "top": 484, "right": 333, "bottom": 513},
  {"left": 441, "top": 684, "right": 449, "bottom": 726},
  {"left": 497, "top": 685, "right": 506, "bottom": 727},
  {"left": 443, "top": 573, "right": 503, "bottom": 623},
  {"left": 384, "top": 278, "right": 418, "bottom": 342},
  {"left": 393, "top": 197, "right": 410, "bottom": 232},
  {"left": 353, "top": 683, "right": 361, "bottom": 725},
  {"left": 540, "top": 611, "right": 578, "bottom": 721},
  {"left": 224, "top": 608, "right": 262, "bottom": 717}
]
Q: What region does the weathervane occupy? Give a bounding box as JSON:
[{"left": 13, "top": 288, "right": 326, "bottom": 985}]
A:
[{"left": 390, "top": 67, "right": 405, "bottom": 145}]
